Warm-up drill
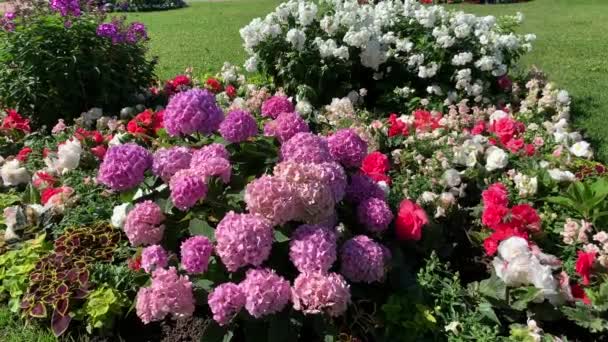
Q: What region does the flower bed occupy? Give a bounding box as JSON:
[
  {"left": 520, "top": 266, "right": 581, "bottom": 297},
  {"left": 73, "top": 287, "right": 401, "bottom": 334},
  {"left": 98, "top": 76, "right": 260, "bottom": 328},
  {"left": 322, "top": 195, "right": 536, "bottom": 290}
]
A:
[{"left": 0, "top": 0, "right": 606, "bottom": 341}]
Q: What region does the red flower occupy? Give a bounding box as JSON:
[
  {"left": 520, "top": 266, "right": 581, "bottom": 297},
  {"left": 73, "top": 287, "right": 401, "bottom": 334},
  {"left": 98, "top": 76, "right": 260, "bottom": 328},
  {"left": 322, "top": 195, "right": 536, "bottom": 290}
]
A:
[
  {"left": 491, "top": 117, "right": 517, "bottom": 143},
  {"left": 506, "top": 138, "right": 524, "bottom": 152},
  {"left": 510, "top": 204, "right": 541, "bottom": 232},
  {"left": 388, "top": 113, "right": 408, "bottom": 137},
  {"left": 127, "top": 120, "right": 147, "bottom": 135},
  {"left": 171, "top": 75, "right": 191, "bottom": 88},
  {"left": 571, "top": 283, "right": 592, "bottom": 305},
  {"left": 483, "top": 227, "right": 528, "bottom": 256},
  {"left": 524, "top": 144, "right": 536, "bottom": 156},
  {"left": 471, "top": 120, "right": 486, "bottom": 135},
  {"left": 1, "top": 109, "right": 31, "bottom": 133},
  {"left": 91, "top": 145, "right": 107, "bottom": 160},
  {"left": 226, "top": 85, "right": 237, "bottom": 99},
  {"left": 413, "top": 110, "right": 442, "bottom": 132},
  {"left": 92, "top": 131, "right": 104, "bottom": 145},
  {"left": 481, "top": 204, "right": 509, "bottom": 229},
  {"left": 41, "top": 187, "right": 63, "bottom": 205},
  {"left": 16, "top": 147, "right": 33, "bottom": 162},
  {"left": 33, "top": 171, "right": 57, "bottom": 189},
  {"left": 361, "top": 152, "right": 390, "bottom": 175},
  {"left": 152, "top": 110, "right": 164, "bottom": 133},
  {"left": 575, "top": 251, "right": 596, "bottom": 285},
  {"left": 206, "top": 78, "right": 223, "bottom": 93},
  {"left": 481, "top": 183, "right": 509, "bottom": 207},
  {"left": 128, "top": 255, "right": 142, "bottom": 271},
  {"left": 497, "top": 75, "right": 513, "bottom": 91},
  {"left": 395, "top": 199, "right": 429, "bottom": 241}
]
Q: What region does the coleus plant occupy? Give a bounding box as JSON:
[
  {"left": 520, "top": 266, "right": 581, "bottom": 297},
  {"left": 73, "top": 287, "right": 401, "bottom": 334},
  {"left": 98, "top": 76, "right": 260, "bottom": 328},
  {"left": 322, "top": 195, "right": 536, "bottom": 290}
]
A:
[{"left": 20, "top": 222, "right": 121, "bottom": 336}]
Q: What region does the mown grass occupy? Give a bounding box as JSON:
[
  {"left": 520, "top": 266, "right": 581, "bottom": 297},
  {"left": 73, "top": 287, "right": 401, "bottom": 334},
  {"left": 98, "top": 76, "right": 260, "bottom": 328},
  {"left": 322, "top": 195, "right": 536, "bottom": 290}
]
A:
[{"left": 0, "top": 306, "right": 54, "bottom": 342}]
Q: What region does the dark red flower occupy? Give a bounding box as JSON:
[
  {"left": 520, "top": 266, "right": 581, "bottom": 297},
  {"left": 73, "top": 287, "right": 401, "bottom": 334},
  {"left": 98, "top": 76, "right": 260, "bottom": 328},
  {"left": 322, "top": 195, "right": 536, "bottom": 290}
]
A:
[
  {"left": 395, "top": 199, "right": 428, "bottom": 241},
  {"left": 576, "top": 251, "right": 596, "bottom": 285},
  {"left": 151, "top": 110, "right": 164, "bottom": 133},
  {"left": 388, "top": 113, "right": 408, "bottom": 137},
  {"left": 41, "top": 187, "right": 63, "bottom": 205},
  {"left": 471, "top": 120, "right": 486, "bottom": 135},
  {"left": 33, "top": 171, "right": 57, "bottom": 189},
  {"left": 226, "top": 85, "right": 237, "bottom": 99},
  {"left": 483, "top": 226, "right": 529, "bottom": 256},
  {"left": 481, "top": 204, "right": 509, "bottom": 230},
  {"left": 524, "top": 144, "right": 536, "bottom": 156},
  {"left": 206, "top": 78, "right": 223, "bottom": 93},
  {"left": 510, "top": 204, "right": 541, "bottom": 232},
  {"left": 497, "top": 75, "right": 513, "bottom": 91},
  {"left": 128, "top": 255, "right": 142, "bottom": 271},
  {"left": 16, "top": 147, "right": 33, "bottom": 162},
  {"left": 571, "top": 283, "right": 592, "bottom": 305}
]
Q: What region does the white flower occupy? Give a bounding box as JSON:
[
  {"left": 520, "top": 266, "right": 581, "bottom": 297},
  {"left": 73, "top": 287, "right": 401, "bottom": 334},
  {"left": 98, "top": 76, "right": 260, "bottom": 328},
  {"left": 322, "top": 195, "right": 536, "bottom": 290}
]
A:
[
  {"left": 45, "top": 139, "right": 81, "bottom": 175},
  {"left": 451, "top": 52, "right": 473, "bottom": 66},
  {"left": 489, "top": 110, "right": 508, "bottom": 123},
  {"left": 1, "top": 160, "right": 30, "bottom": 186},
  {"left": 548, "top": 169, "right": 576, "bottom": 182},
  {"left": 497, "top": 237, "right": 530, "bottom": 262},
  {"left": 485, "top": 146, "right": 508, "bottom": 171},
  {"left": 439, "top": 192, "right": 456, "bottom": 207},
  {"left": 569, "top": 141, "right": 592, "bottom": 158},
  {"left": 493, "top": 254, "right": 531, "bottom": 287},
  {"left": 286, "top": 29, "right": 306, "bottom": 51},
  {"left": 475, "top": 56, "right": 494, "bottom": 71},
  {"left": 360, "top": 39, "right": 388, "bottom": 70},
  {"left": 334, "top": 46, "right": 349, "bottom": 60},
  {"left": 418, "top": 63, "right": 439, "bottom": 78},
  {"left": 513, "top": 173, "right": 537, "bottom": 198},
  {"left": 377, "top": 181, "right": 390, "bottom": 195},
  {"left": 297, "top": 1, "right": 317, "bottom": 27},
  {"left": 244, "top": 56, "right": 258, "bottom": 72},
  {"left": 395, "top": 38, "right": 413, "bottom": 52},
  {"left": 557, "top": 90, "right": 570, "bottom": 104},
  {"left": 420, "top": 191, "right": 438, "bottom": 203},
  {"left": 320, "top": 16, "right": 339, "bottom": 36},
  {"left": 296, "top": 99, "right": 313, "bottom": 115},
  {"left": 111, "top": 203, "right": 132, "bottom": 229},
  {"left": 444, "top": 321, "right": 461, "bottom": 335},
  {"left": 442, "top": 169, "right": 461, "bottom": 188}
]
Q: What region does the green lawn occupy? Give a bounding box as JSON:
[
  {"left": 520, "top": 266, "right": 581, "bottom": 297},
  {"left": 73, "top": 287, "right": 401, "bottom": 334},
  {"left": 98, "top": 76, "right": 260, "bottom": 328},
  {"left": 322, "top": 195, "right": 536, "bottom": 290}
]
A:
[{"left": 0, "top": 306, "right": 54, "bottom": 342}]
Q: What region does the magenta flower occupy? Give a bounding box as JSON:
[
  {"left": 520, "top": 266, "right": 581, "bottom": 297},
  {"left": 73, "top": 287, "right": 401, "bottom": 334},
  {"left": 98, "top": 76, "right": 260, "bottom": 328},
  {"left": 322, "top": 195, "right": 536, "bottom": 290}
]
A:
[
  {"left": 239, "top": 268, "right": 291, "bottom": 318},
  {"left": 123, "top": 200, "right": 165, "bottom": 246},
  {"left": 180, "top": 236, "right": 213, "bottom": 274},
  {"left": 208, "top": 282, "right": 245, "bottom": 326}
]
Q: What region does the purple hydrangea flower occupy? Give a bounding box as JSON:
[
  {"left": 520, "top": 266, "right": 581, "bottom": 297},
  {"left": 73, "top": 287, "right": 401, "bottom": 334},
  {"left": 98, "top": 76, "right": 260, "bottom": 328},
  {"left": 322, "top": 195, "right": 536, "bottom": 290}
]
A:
[
  {"left": 190, "top": 143, "right": 230, "bottom": 167},
  {"left": 244, "top": 175, "right": 299, "bottom": 225},
  {"left": 219, "top": 109, "right": 258, "bottom": 143},
  {"left": 207, "top": 282, "right": 245, "bottom": 326},
  {"left": 327, "top": 129, "right": 368, "bottom": 168},
  {"left": 169, "top": 169, "right": 208, "bottom": 211},
  {"left": 261, "top": 96, "right": 294, "bottom": 119},
  {"left": 292, "top": 272, "right": 350, "bottom": 317},
  {"left": 239, "top": 268, "right": 291, "bottom": 318},
  {"left": 97, "top": 143, "right": 152, "bottom": 191},
  {"left": 292, "top": 180, "right": 336, "bottom": 225},
  {"left": 274, "top": 161, "right": 346, "bottom": 203},
  {"left": 289, "top": 225, "right": 337, "bottom": 273},
  {"left": 124, "top": 200, "right": 165, "bottom": 247},
  {"left": 152, "top": 147, "right": 192, "bottom": 182},
  {"left": 50, "top": 0, "right": 81, "bottom": 17},
  {"left": 215, "top": 211, "right": 273, "bottom": 272},
  {"left": 164, "top": 89, "right": 224, "bottom": 136},
  {"left": 345, "top": 174, "right": 386, "bottom": 204},
  {"left": 263, "top": 112, "right": 309, "bottom": 143},
  {"left": 180, "top": 236, "right": 213, "bottom": 274},
  {"left": 141, "top": 245, "right": 169, "bottom": 273},
  {"left": 357, "top": 197, "right": 393, "bottom": 232},
  {"left": 340, "top": 235, "right": 391, "bottom": 283},
  {"left": 136, "top": 267, "right": 195, "bottom": 324},
  {"left": 280, "top": 132, "right": 333, "bottom": 164}
]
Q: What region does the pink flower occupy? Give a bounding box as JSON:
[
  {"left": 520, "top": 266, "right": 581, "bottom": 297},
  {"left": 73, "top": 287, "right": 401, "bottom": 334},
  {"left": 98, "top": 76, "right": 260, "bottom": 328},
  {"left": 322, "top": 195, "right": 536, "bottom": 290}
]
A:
[
  {"left": 52, "top": 119, "right": 67, "bottom": 134},
  {"left": 481, "top": 205, "right": 509, "bottom": 230},
  {"left": 394, "top": 199, "right": 428, "bottom": 241},
  {"left": 481, "top": 183, "right": 509, "bottom": 207},
  {"left": 361, "top": 152, "right": 389, "bottom": 175},
  {"left": 471, "top": 120, "right": 486, "bottom": 135}
]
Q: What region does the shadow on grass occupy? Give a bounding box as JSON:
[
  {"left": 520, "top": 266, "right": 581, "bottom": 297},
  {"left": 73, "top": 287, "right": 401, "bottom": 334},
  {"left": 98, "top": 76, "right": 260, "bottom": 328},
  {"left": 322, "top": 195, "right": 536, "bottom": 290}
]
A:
[{"left": 570, "top": 95, "right": 608, "bottom": 163}]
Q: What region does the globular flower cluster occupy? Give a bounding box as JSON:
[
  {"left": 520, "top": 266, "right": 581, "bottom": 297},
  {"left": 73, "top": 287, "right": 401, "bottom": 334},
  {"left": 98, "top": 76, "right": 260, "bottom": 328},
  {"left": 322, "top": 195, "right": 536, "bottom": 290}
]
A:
[
  {"left": 274, "top": 161, "right": 347, "bottom": 203},
  {"left": 141, "top": 245, "right": 169, "bottom": 273},
  {"left": 180, "top": 236, "right": 213, "bottom": 274},
  {"left": 219, "top": 109, "right": 258, "bottom": 143},
  {"left": 280, "top": 132, "right": 332, "bottom": 164},
  {"left": 245, "top": 175, "right": 300, "bottom": 225},
  {"left": 340, "top": 235, "right": 391, "bottom": 283},
  {"left": 345, "top": 174, "right": 386, "bottom": 204},
  {"left": 97, "top": 21, "right": 148, "bottom": 45},
  {"left": 292, "top": 272, "right": 350, "bottom": 317},
  {"left": 357, "top": 197, "right": 394, "bottom": 233},
  {"left": 289, "top": 225, "right": 337, "bottom": 274},
  {"left": 263, "top": 111, "right": 309, "bottom": 143},
  {"left": 190, "top": 143, "right": 230, "bottom": 165},
  {"left": 215, "top": 212, "right": 274, "bottom": 272},
  {"left": 239, "top": 268, "right": 291, "bottom": 318},
  {"left": 189, "top": 144, "right": 232, "bottom": 183},
  {"left": 97, "top": 143, "right": 152, "bottom": 191},
  {"left": 207, "top": 283, "right": 246, "bottom": 326},
  {"left": 169, "top": 169, "right": 208, "bottom": 211},
  {"left": 136, "top": 267, "right": 195, "bottom": 324},
  {"left": 164, "top": 89, "right": 224, "bottom": 136},
  {"left": 261, "top": 95, "right": 294, "bottom": 118},
  {"left": 327, "top": 129, "right": 368, "bottom": 168},
  {"left": 123, "top": 201, "right": 165, "bottom": 246},
  {"left": 152, "top": 147, "right": 192, "bottom": 182},
  {"left": 50, "top": 0, "right": 81, "bottom": 17}
]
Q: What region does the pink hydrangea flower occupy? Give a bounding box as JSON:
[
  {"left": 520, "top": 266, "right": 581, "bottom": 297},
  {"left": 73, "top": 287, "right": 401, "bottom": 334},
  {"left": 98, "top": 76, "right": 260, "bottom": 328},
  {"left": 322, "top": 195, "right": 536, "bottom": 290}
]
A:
[
  {"left": 292, "top": 272, "right": 350, "bottom": 316},
  {"left": 244, "top": 175, "right": 299, "bottom": 225},
  {"left": 164, "top": 89, "right": 224, "bottom": 136},
  {"left": 340, "top": 235, "right": 391, "bottom": 283},
  {"left": 280, "top": 132, "right": 333, "bottom": 164},
  {"left": 327, "top": 129, "right": 368, "bottom": 168},
  {"left": 208, "top": 282, "right": 246, "bottom": 326},
  {"left": 169, "top": 169, "right": 208, "bottom": 211},
  {"left": 180, "top": 236, "right": 213, "bottom": 274},
  {"left": 124, "top": 200, "right": 165, "bottom": 246},
  {"left": 263, "top": 111, "right": 309, "bottom": 143},
  {"left": 141, "top": 245, "right": 169, "bottom": 273},
  {"left": 239, "top": 268, "right": 291, "bottom": 318},
  {"left": 289, "top": 225, "right": 337, "bottom": 274},
  {"left": 261, "top": 96, "right": 294, "bottom": 119}
]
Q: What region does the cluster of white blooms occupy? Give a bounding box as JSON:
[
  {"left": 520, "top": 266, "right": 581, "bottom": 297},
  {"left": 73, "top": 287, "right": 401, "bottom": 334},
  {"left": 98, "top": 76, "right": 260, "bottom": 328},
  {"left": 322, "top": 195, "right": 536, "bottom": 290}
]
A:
[
  {"left": 512, "top": 172, "right": 538, "bottom": 198},
  {"left": 44, "top": 139, "right": 82, "bottom": 175}
]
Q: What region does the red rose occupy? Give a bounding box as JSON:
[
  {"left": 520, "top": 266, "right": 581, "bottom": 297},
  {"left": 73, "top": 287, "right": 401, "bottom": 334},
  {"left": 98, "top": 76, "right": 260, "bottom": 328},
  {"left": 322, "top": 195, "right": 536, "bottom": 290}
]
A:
[
  {"left": 91, "top": 145, "right": 107, "bottom": 160},
  {"left": 388, "top": 113, "right": 408, "bottom": 137},
  {"left": 226, "top": 85, "right": 237, "bottom": 99},
  {"left": 16, "top": 147, "right": 33, "bottom": 162},
  {"left": 505, "top": 138, "right": 524, "bottom": 152},
  {"left": 575, "top": 251, "right": 596, "bottom": 285},
  {"left": 33, "top": 171, "right": 57, "bottom": 189},
  {"left": 395, "top": 199, "right": 428, "bottom": 241},
  {"left": 524, "top": 144, "right": 536, "bottom": 156},
  {"left": 1, "top": 109, "right": 31, "bottom": 133},
  {"left": 361, "top": 152, "right": 390, "bottom": 175},
  {"left": 481, "top": 204, "right": 509, "bottom": 230},
  {"left": 92, "top": 131, "right": 104, "bottom": 145},
  {"left": 471, "top": 120, "right": 486, "bottom": 135},
  {"left": 481, "top": 183, "right": 509, "bottom": 207},
  {"left": 510, "top": 204, "right": 541, "bottom": 232},
  {"left": 41, "top": 187, "right": 63, "bottom": 205},
  {"left": 206, "top": 78, "right": 223, "bottom": 93},
  {"left": 571, "top": 283, "right": 592, "bottom": 305},
  {"left": 413, "top": 110, "right": 442, "bottom": 132}
]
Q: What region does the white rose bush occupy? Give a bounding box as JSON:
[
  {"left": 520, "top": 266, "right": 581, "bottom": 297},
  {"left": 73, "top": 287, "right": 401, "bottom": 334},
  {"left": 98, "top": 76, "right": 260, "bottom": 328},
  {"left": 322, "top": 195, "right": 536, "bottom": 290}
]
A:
[{"left": 0, "top": 0, "right": 607, "bottom": 341}]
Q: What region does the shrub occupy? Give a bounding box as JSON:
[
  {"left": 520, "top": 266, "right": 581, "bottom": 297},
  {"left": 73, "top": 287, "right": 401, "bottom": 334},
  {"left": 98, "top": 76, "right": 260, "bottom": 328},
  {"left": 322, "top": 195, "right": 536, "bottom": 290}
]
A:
[
  {"left": 0, "top": 1, "right": 156, "bottom": 128},
  {"left": 101, "top": 0, "right": 187, "bottom": 12}
]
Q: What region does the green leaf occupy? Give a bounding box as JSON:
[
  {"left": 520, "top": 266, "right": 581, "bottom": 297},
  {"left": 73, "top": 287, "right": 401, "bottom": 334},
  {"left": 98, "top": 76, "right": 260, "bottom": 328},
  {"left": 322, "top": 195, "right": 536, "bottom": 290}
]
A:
[
  {"left": 562, "top": 303, "right": 608, "bottom": 333},
  {"left": 510, "top": 287, "right": 541, "bottom": 311},
  {"left": 479, "top": 275, "right": 507, "bottom": 301},
  {"left": 273, "top": 230, "right": 290, "bottom": 243},
  {"left": 478, "top": 302, "right": 501, "bottom": 325},
  {"left": 201, "top": 321, "right": 228, "bottom": 342},
  {"left": 193, "top": 278, "right": 214, "bottom": 292},
  {"left": 0, "top": 193, "right": 21, "bottom": 210},
  {"left": 119, "top": 188, "right": 137, "bottom": 203},
  {"left": 189, "top": 218, "right": 215, "bottom": 242}
]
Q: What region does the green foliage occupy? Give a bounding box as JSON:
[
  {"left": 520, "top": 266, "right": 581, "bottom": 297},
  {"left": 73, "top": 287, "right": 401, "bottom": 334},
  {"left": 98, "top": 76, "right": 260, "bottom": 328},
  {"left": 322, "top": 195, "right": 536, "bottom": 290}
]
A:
[
  {"left": 0, "top": 11, "right": 156, "bottom": 127},
  {"left": 545, "top": 177, "right": 608, "bottom": 225},
  {"left": 105, "top": 0, "right": 186, "bottom": 12},
  {"left": 0, "top": 305, "right": 55, "bottom": 342},
  {"left": 81, "top": 286, "right": 128, "bottom": 333}
]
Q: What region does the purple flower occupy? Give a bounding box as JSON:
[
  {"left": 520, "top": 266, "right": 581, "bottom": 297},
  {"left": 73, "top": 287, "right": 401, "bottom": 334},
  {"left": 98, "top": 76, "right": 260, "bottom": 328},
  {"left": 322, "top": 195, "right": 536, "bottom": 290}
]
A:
[
  {"left": 345, "top": 174, "right": 386, "bottom": 204},
  {"left": 280, "top": 132, "right": 333, "bottom": 164},
  {"left": 207, "top": 282, "right": 245, "bottom": 326},
  {"left": 327, "top": 129, "right": 368, "bottom": 168},
  {"left": 215, "top": 212, "right": 273, "bottom": 272},
  {"left": 180, "top": 236, "right": 213, "bottom": 274},
  {"left": 169, "top": 169, "right": 207, "bottom": 211},
  {"left": 261, "top": 96, "right": 294, "bottom": 119},
  {"left": 97, "top": 23, "right": 124, "bottom": 44},
  {"left": 274, "top": 161, "right": 346, "bottom": 203},
  {"left": 244, "top": 175, "right": 299, "bottom": 225},
  {"left": 357, "top": 197, "right": 393, "bottom": 232},
  {"left": 198, "top": 157, "right": 232, "bottom": 184},
  {"left": 340, "top": 235, "right": 391, "bottom": 283},
  {"left": 141, "top": 245, "right": 169, "bottom": 273},
  {"left": 126, "top": 22, "right": 148, "bottom": 44},
  {"left": 124, "top": 200, "right": 165, "bottom": 247},
  {"left": 50, "top": 0, "right": 81, "bottom": 17},
  {"left": 292, "top": 272, "right": 350, "bottom": 317},
  {"left": 219, "top": 109, "right": 258, "bottom": 143},
  {"left": 190, "top": 143, "right": 230, "bottom": 166},
  {"left": 152, "top": 147, "right": 192, "bottom": 182},
  {"left": 263, "top": 112, "right": 309, "bottom": 143},
  {"left": 3, "top": 12, "right": 16, "bottom": 21},
  {"left": 97, "top": 143, "right": 152, "bottom": 191},
  {"left": 136, "top": 267, "right": 195, "bottom": 324},
  {"left": 164, "top": 89, "right": 224, "bottom": 136},
  {"left": 239, "top": 268, "right": 291, "bottom": 318},
  {"left": 289, "top": 225, "right": 337, "bottom": 273}
]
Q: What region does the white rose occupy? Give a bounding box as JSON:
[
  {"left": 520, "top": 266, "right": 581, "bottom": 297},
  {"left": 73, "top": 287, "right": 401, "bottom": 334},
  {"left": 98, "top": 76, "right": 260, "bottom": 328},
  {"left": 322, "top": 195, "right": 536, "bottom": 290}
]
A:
[
  {"left": 485, "top": 146, "right": 508, "bottom": 171},
  {"left": 45, "top": 139, "right": 81, "bottom": 175},
  {"left": 497, "top": 237, "right": 530, "bottom": 262},
  {"left": 1, "top": 160, "right": 30, "bottom": 186},
  {"left": 442, "top": 169, "right": 461, "bottom": 187},
  {"left": 111, "top": 203, "right": 132, "bottom": 229},
  {"left": 548, "top": 169, "right": 576, "bottom": 182},
  {"left": 569, "top": 141, "right": 592, "bottom": 158}
]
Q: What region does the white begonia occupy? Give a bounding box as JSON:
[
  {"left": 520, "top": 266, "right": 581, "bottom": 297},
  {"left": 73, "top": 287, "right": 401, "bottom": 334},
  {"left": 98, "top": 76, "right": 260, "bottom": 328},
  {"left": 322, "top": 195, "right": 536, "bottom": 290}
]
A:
[
  {"left": 485, "top": 146, "right": 508, "bottom": 172},
  {"left": 395, "top": 38, "right": 413, "bottom": 52},
  {"left": 451, "top": 52, "right": 473, "bottom": 66},
  {"left": 513, "top": 173, "right": 538, "bottom": 198},
  {"left": 439, "top": 192, "right": 457, "bottom": 207},
  {"left": 111, "top": 203, "right": 132, "bottom": 229},
  {"left": 569, "top": 141, "right": 592, "bottom": 158},
  {"left": 455, "top": 68, "right": 472, "bottom": 90},
  {"left": 418, "top": 63, "right": 439, "bottom": 79},
  {"left": 360, "top": 39, "right": 388, "bottom": 70},
  {"left": 45, "top": 139, "right": 81, "bottom": 175},
  {"left": 0, "top": 160, "right": 30, "bottom": 186},
  {"left": 244, "top": 56, "right": 258, "bottom": 73},
  {"left": 286, "top": 29, "right": 306, "bottom": 51},
  {"left": 442, "top": 169, "right": 461, "bottom": 188},
  {"left": 548, "top": 169, "right": 576, "bottom": 182}
]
